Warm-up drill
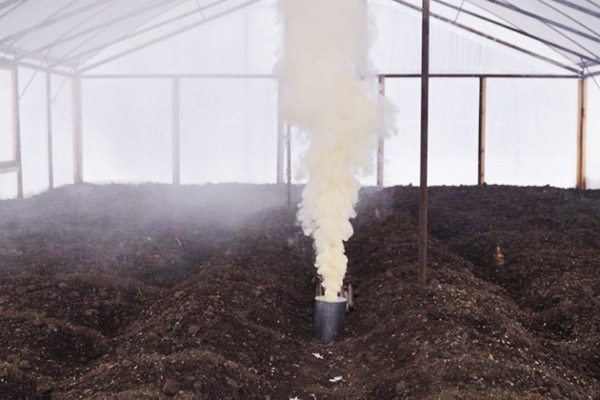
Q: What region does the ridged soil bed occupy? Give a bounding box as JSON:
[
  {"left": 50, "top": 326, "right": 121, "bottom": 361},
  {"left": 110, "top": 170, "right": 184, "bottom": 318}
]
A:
[{"left": 0, "top": 184, "right": 598, "bottom": 399}]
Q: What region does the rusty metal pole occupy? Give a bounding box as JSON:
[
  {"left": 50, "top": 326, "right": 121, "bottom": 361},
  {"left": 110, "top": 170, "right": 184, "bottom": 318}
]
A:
[
  {"left": 46, "top": 71, "right": 54, "bottom": 190},
  {"left": 418, "top": 0, "right": 430, "bottom": 286},
  {"left": 478, "top": 77, "right": 487, "bottom": 186},
  {"left": 276, "top": 80, "right": 285, "bottom": 184},
  {"left": 172, "top": 77, "right": 180, "bottom": 185},
  {"left": 11, "top": 67, "right": 23, "bottom": 199},
  {"left": 576, "top": 78, "right": 587, "bottom": 190},
  {"left": 286, "top": 123, "right": 292, "bottom": 206},
  {"left": 377, "top": 76, "right": 385, "bottom": 187},
  {"left": 72, "top": 75, "right": 83, "bottom": 184}
]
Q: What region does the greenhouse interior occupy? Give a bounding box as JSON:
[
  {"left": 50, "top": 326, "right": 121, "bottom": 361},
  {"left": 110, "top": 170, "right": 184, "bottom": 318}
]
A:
[{"left": 0, "top": 0, "right": 600, "bottom": 399}]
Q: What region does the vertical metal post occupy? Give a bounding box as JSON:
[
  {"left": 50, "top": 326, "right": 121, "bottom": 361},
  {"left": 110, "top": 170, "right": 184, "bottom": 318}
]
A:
[
  {"left": 377, "top": 76, "right": 385, "bottom": 187},
  {"left": 172, "top": 77, "right": 181, "bottom": 185},
  {"left": 576, "top": 78, "right": 587, "bottom": 190},
  {"left": 72, "top": 75, "right": 83, "bottom": 184},
  {"left": 11, "top": 67, "right": 23, "bottom": 199},
  {"left": 276, "top": 80, "right": 285, "bottom": 184},
  {"left": 286, "top": 123, "right": 292, "bottom": 206},
  {"left": 418, "top": 0, "right": 430, "bottom": 286},
  {"left": 46, "top": 71, "right": 54, "bottom": 189},
  {"left": 478, "top": 77, "right": 487, "bottom": 186}
]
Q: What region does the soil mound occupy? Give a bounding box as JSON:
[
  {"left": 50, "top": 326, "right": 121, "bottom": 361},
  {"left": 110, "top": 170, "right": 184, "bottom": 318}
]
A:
[{"left": 0, "top": 184, "right": 598, "bottom": 399}]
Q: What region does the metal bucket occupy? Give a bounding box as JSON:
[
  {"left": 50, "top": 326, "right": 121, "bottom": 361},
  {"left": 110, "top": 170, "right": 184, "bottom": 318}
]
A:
[{"left": 314, "top": 296, "right": 347, "bottom": 342}]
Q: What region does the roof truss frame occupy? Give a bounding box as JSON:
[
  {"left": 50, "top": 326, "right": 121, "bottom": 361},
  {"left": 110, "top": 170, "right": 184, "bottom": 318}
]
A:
[{"left": 0, "top": 0, "right": 596, "bottom": 77}]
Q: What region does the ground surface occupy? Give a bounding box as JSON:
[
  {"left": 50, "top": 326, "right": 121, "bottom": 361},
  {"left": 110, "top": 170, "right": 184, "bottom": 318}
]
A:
[{"left": 0, "top": 183, "right": 599, "bottom": 400}]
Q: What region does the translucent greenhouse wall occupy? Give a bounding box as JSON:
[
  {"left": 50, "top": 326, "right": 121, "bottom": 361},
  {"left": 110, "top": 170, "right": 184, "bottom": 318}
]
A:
[
  {"left": 588, "top": 81, "right": 600, "bottom": 189},
  {"left": 485, "top": 79, "right": 578, "bottom": 187},
  {"left": 1, "top": 0, "right": 598, "bottom": 200},
  {"left": 83, "top": 79, "right": 173, "bottom": 184},
  {"left": 0, "top": 68, "right": 16, "bottom": 200},
  {"left": 179, "top": 79, "right": 277, "bottom": 184}
]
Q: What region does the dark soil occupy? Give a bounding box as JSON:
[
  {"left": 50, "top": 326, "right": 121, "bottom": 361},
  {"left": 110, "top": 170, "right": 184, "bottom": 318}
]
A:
[{"left": 0, "top": 183, "right": 599, "bottom": 400}]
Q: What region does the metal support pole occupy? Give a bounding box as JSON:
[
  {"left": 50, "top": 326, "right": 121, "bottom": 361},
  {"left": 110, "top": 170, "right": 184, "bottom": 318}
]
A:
[
  {"left": 286, "top": 123, "right": 292, "bottom": 206},
  {"left": 46, "top": 71, "right": 54, "bottom": 189},
  {"left": 377, "top": 76, "right": 385, "bottom": 187},
  {"left": 276, "top": 80, "right": 285, "bottom": 184},
  {"left": 576, "top": 78, "right": 587, "bottom": 190},
  {"left": 418, "top": 0, "right": 430, "bottom": 286},
  {"left": 72, "top": 76, "right": 83, "bottom": 184},
  {"left": 478, "top": 77, "right": 487, "bottom": 186},
  {"left": 172, "top": 77, "right": 180, "bottom": 185},
  {"left": 11, "top": 67, "right": 23, "bottom": 198}
]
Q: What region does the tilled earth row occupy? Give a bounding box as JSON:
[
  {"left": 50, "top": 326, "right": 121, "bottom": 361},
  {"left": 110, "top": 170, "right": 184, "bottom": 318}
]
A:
[{"left": 0, "top": 184, "right": 599, "bottom": 399}]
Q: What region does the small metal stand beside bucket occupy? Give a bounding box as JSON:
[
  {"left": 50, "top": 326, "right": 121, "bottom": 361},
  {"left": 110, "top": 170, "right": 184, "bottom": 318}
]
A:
[{"left": 314, "top": 296, "right": 347, "bottom": 342}]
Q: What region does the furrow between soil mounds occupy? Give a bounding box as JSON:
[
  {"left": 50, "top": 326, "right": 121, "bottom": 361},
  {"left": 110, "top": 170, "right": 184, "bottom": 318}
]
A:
[{"left": 336, "top": 188, "right": 600, "bottom": 399}]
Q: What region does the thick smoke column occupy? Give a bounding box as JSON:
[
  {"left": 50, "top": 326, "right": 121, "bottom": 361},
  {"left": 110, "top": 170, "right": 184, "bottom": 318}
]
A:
[{"left": 279, "top": 0, "right": 392, "bottom": 302}]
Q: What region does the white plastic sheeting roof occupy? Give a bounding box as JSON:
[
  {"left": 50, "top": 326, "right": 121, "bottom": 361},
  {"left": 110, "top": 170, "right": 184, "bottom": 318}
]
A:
[
  {"left": 0, "top": 0, "right": 598, "bottom": 73},
  {"left": 0, "top": 0, "right": 259, "bottom": 70}
]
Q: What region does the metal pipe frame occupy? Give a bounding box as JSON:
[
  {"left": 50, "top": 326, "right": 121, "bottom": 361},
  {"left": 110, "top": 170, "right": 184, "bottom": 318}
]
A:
[
  {"left": 72, "top": 75, "right": 83, "bottom": 184},
  {"left": 419, "top": 0, "right": 430, "bottom": 286},
  {"left": 276, "top": 79, "right": 285, "bottom": 184},
  {"left": 0, "top": 46, "right": 79, "bottom": 70},
  {"left": 78, "top": 73, "right": 581, "bottom": 80},
  {"left": 382, "top": 72, "right": 582, "bottom": 78},
  {"left": 46, "top": 71, "right": 54, "bottom": 189},
  {"left": 80, "top": 73, "right": 274, "bottom": 79},
  {"left": 432, "top": 0, "right": 600, "bottom": 65},
  {"left": 576, "top": 78, "right": 587, "bottom": 190},
  {"left": 0, "top": 58, "right": 74, "bottom": 78},
  {"left": 478, "top": 77, "right": 487, "bottom": 186},
  {"left": 172, "top": 77, "right": 181, "bottom": 185},
  {"left": 585, "top": 69, "right": 600, "bottom": 78},
  {"left": 56, "top": 0, "right": 232, "bottom": 67},
  {"left": 31, "top": 0, "right": 189, "bottom": 56},
  {"left": 0, "top": 0, "right": 117, "bottom": 46},
  {"left": 482, "top": 0, "right": 600, "bottom": 45},
  {"left": 377, "top": 76, "right": 385, "bottom": 187},
  {"left": 286, "top": 123, "right": 292, "bottom": 207},
  {"left": 78, "top": 0, "right": 260, "bottom": 74},
  {"left": 0, "top": 160, "right": 19, "bottom": 174},
  {"left": 548, "top": 0, "right": 600, "bottom": 18},
  {"left": 388, "top": 0, "right": 581, "bottom": 74},
  {"left": 11, "top": 66, "right": 23, "bottom": 198}
]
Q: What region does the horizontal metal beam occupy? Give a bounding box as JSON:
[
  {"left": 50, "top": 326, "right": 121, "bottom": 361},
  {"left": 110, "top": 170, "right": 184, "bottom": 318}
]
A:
[
  {"left": 382, "top": 73, "right": 581, "bottom": 78},
  {"left": 78, "top": 0, "right": 260, "bottom": 73},
  {"left": 0, "top": 56, "right": 74, "bottom": 77},
  {"left": 0, "top": 44, "right": 79, "bottom": 69},
  {"left": 389, "top": 0, "right": 581, "bottom": 74},
  {"left": 585, "top": 69, "right": 600, "bottom": 78},
  {"left": 81, "top": 73, "right": 274, "bottom": 79},
  {"left": 79, "top": 73, "right": 582, "bottom": 80},
  {"left": 0, "top": 160, "right": 19, "bottom": 174}
]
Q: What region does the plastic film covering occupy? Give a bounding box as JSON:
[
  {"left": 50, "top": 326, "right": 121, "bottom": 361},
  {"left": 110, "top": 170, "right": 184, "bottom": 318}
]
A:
[
  {"left": 0, "top": 67, "right": 12, "bottom": 162},
  {"left": 485, "top": 78, "right": 578, "bottom": 187}
]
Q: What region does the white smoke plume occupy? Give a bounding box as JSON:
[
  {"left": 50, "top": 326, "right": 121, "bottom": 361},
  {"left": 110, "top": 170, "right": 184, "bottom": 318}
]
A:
[{"left": 278, "top": 0, "right": 394, "bottom": 301}]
